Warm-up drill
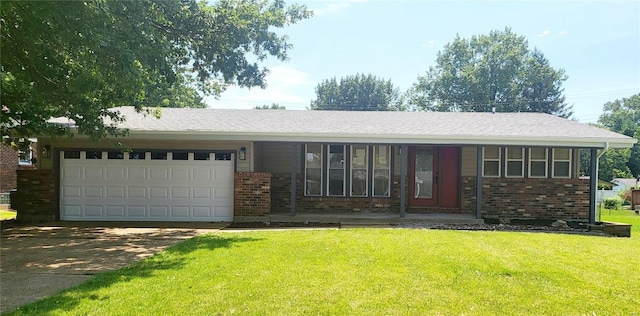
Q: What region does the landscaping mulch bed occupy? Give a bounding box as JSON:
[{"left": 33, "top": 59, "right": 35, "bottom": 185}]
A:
[{"left": 226, "top": 222, "right": 341, "bottom": 229}]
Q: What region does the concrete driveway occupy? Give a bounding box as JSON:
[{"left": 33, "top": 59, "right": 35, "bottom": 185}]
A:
[{"left": 0, "top": 222, "right": 224, "bottom": 314}]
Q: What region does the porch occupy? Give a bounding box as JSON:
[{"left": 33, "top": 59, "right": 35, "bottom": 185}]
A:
[{"left": 252, "top": 210, "right": 483, "bottom": 226}]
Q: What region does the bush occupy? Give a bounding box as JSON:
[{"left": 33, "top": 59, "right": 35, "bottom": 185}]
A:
[
  {"left": 604, "top": 196, "right": 623, "bottom": 210},
  {"left": 617, "top": 189, "right": 631, "bottom": 205}
]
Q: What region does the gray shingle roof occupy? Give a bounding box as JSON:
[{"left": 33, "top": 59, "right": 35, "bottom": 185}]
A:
[{"left": 60, "top": 107, "right": 638, "bottom": 148}]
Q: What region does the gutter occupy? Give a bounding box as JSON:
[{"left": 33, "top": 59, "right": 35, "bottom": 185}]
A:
[{"left": 594, "top": 142, "right": 610, "bottom": 222}]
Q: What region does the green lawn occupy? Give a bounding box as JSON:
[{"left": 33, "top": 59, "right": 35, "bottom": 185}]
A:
[
  {"left": 0, "top": 210, "right": 16, "bottom": 221},
  {"left": 601, "top": 208, "right": 640, "bottom": 233},
  {"left": 7, "top": 224, "right": 640, "bottom": 315}
]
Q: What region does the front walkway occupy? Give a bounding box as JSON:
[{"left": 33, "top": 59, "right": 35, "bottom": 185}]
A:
[{"left": 269, "top": 211, "right": 484, "bottom": 226}]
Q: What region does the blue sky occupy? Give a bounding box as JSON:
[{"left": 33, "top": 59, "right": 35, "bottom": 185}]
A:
[{"left": 206, "top": 0, "right": 640, "bottom": 123}]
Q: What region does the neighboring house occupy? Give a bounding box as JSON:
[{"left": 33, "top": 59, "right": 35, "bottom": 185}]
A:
[
  {"left": 12, "top": 107, "right": 637, "bottom": 223},
  {"left": 611, "top": 178, "right": 640, "bottom": 191},
  {"left": 0, "top": 142, "right": 36, "bottom": 193}
]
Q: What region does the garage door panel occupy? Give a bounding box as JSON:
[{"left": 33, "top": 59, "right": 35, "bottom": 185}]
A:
[
  {"left": 84, "top": 205, "right": 104, "bottom": 217},
  {"left": 171, "top": 187, "right": 190, "bottom": 199},
  {"left": 61, "top": 151, "right": 234, "bottom": 222},
  {"left": 84, "top": 187, "right": 103, "bottom": 198},
  {"left": 127, "top": 206, "right": 147, "bottom": 217},
  {"left": 106, "top": 205, "right": 125, "bottom": 217}
]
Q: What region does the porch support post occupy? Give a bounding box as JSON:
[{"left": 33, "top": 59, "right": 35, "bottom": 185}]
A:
[
  {"left": 476, "top": 146, "right": 483, "bottom": 219},
  {"left": 589, "top": 147, "right": 597, "bottom": 224},
  {"left": 400, "top": 145, "right": 408, "bottom": 218},
  {"left": 290, "top": 143, "right": 297, "bottom": 216}
]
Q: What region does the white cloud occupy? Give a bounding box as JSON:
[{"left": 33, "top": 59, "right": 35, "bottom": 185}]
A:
[
  {"left": 205, "top": 66, "right": 313, "bottom": 110},
  {"left": 536, "top": 30, "right": 551, "bottom": 37},
  {"left": 420, "top": 40, "right": 437, "bottom": 48},
  {"left": 312, "top": 0, "right": 368, "bottom": 16},
  {"left": 558, "top": 31, "right": 567, "bottom": 36}
]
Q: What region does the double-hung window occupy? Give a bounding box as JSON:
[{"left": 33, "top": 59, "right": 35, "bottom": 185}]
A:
[
  {"left": 482, "top": 147, "right": 501, "bottom": 177},
  {"left": 505, "top": 147, "right": 524, "bottom": 177},
  {"left": 528, "top": 148, "right": 548, "bottom": 178},
  {"left": 373, "top": 145, "right": 391, "bottom": 197},
  {"left": 552, "top": 148, "right": 572, "bottom": 178},
  {"left": 305, "top": 144, "right": 323, "bottom": 196},
  {"left": 350, "top": 145, "right": 368, "bottom": 196},
  {"left": 327, "top": 145, "right": 346, "bottom": 196}
]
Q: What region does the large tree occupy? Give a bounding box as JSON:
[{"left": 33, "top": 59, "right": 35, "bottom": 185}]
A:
[
  {"left": 406, "top": 28, "right": 572, "bottom": 117},
  {"left": 1, "top": 0, "right": 311, "bottom": 149},
  {"left": 310, "top": 73, "right": 402, "bottom": 111},
  {"left": 598, "top": 93, "right": 640, "bottom": 177}
]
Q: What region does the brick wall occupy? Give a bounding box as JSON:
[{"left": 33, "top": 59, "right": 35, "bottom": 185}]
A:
[
  {"left": 234, "top": 172, "right": 271, "bottom": 217},
  {"left": 462, "top": 176, "right": 590, "bottom": 222},
  {"left": 0, "top": 144, "right": 18, "bottom": 192},
  {"left": 12, "top": 169, "right": 57, "bottom": 222}
]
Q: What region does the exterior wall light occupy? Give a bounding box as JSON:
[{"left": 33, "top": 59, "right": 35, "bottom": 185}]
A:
[
  {"left": 239, "top": 147, "right": 247, "bottom": 160},
  {"left": 42, "top": 144, "right": 51, "bottom": 158}
]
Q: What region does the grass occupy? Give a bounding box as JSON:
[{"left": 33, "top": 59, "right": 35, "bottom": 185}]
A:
[
  {"left": 601, "top": 207, "right": 640, "bottom": 234},
  {"left": 0, "top": 210, "right": 16, "bottom": 221},
  {"left": 7, "top": 224, "right": 640, "bottom": 315}
]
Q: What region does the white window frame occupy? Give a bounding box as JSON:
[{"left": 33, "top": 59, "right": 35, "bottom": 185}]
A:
[
  {"left": 482, "top": 147, "right": 501, "bottom": 177},
  {"left": 350, "top": 145, "right": 368, "bottom": 197},
  {"left": 327, "top": 145, "right": 346, "bottom": 196},
  {"left": 505, "top": 147, "right": 525, "bottom": 178},
  {"left": 304, "top": 144, "right": 323, "bottom": 196},
  {"left": 552, "top": 148, "right": 572, "bottom": 178},
  {"left": 18, "top": 147, "right": 33, "bottom": 165},
  {"left": 528, "top": 148, "right": 548, "bottom": 178},
  {"left": 372, "top": 145, "right": 391, "bottom": 197}
]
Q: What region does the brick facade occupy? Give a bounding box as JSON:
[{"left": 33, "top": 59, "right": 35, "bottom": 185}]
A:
[
  {"left": 12, "top": 169, "right": 57, "bottom": 222},
  {"left": 461, "top": 176, "right": 590, "bottom": 222},
  {"left": 0, "top": 144, "right": 19, "bottom": 192},
  {"left": 234, "top": 172, "right": 271, "bottom": 217}
]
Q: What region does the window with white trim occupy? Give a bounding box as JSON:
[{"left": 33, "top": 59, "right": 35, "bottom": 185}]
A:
[
  {"left": 305, "top": 144, "right": 323, "bottom": 196},
  {"left": 327, "top": 145, "right": 345, "bottom": 196},
  {"left": 350, "top": 145, "right": 368, "bottom": 196},
  {"left": 505, "top": 147, "right": 524, "bottom": 177},
  {"left": 528, "top": 148, "right": 548, "bottom": 178},
  {"left": 482, "top": 147, "right": 501, "bottom": 177},
  {"left": 18, "top": 147, "right": 33, "bottom": 165},
  {"left": 552, "top": 148, "right": 571, "bottom": 178},
  {"left": 373, "top": 145, "right": 391, "bottom": 197}
]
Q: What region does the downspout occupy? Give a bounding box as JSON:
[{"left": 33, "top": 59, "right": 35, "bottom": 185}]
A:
[{"left": 594, "top": 142, "right": 610, "bottom": 223}]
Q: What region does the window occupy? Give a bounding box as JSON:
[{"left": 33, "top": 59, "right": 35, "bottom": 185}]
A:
[
  {"left": 107, "top": 151, "right": 124, "bottom": 159},
  {"left": 305, "top": 144, "right": 322, "bottom": 196},
  {"left": 172, "top": 152, "right": 189, "bottom": 160},
  {"left": 505, "top": 147, "right": 524, "bottom": 177},
  {"left": 373, "top": 145, "right": 391, "bottom": 197},
  {"left": 18, "top": 148, "right": 32, "bottom": 165},
  {"left": 327, "top": 145, "right": 345, "bottom": 196},
  {"left": 552, "top": 148, "right": 571, "bottom": 178},
  {"left": 151, "top": 151, "right": 168, "bottom": 160},
  {"left": 86, "top": 151, "right": 102, "bottom": 159},
  {"left": 215, "top": 153, "right": 232, "bottom": 161},
  {"left": 482, "top": 147, "right": 501, "bottom": 177},
  {"left": 129, "top": 151, "right": 146, "bottom": 160},
  {"left": 64, "top": 151, "right": 80, "bottom": 159},
  {"left": 194, "top": 152, "right": 211, "bottom": 160},
  {"left": 350, "top": 145, "right": 368, "bottom": 196},
  {"left": 529, "top": 148, "right": 548, "bottom": 178}
]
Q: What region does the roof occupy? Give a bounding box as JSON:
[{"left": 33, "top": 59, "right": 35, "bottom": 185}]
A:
[
  {"left": 52, "top": 107, "right": 637, "bottom": 148},
  {"left": 611, "top": 178, "right": 639, "bottom": 188}
]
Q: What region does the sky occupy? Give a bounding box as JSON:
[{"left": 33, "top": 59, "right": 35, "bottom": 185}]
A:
[{"left": 205, "top": 0, "right": 640, "bottom": 123}]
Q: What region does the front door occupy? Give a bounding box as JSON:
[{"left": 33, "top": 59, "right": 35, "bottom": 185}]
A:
[{"left": 409, "top": 146, "right": 459, "bottom": 208}]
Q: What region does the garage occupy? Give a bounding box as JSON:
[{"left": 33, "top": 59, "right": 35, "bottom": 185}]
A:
[{"left": 59, "top": 150, "right": 234, "bottom": 222}]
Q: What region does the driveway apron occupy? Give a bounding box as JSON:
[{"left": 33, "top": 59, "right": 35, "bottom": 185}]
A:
[{"left": 0, "top": 222, "right": 223, "bottom": 314}]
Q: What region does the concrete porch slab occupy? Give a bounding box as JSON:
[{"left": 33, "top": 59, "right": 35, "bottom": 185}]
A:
[{"left": 269, "top": 211, "right": 484, "bottom": 226}]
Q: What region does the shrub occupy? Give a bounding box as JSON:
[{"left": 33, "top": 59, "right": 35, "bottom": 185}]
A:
[
  {"left": 603, "top": 196, "right": 623, "bottom": 210},
  {"left": 617, "top": 189, "right": 631, "bottom": 205}
]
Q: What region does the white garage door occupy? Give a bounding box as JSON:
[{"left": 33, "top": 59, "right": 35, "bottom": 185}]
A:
[{"left": 60, "top": 150, "right": 234, "bottom": 222}]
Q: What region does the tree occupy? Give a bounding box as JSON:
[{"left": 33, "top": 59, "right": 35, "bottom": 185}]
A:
[
  {"left": 254, "top": 103, "right": 286, "bottom": 110},
  {"left": 406, "top": 28, "right": 572, "bottom": 117},
  {"left": 598, "top": 93, "right": 640, "bottom": 177},
  {"left": 310, "top": 73, "right": 402, "bottom": 111},
  {"left": 1, "top": 0, "right": 311, "bottom": 150}
]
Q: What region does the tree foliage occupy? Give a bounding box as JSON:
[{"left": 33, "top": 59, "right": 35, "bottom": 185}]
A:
[
  {"left": 598, "top": 93, "right": 640, "bottom": 177},
  {"left": 1, "top": 0, "right": 311, "bottom": 149},
  {"left": 310, "top": 73, "right": 402, "bottom": 111},
  {"left": 406, "top": 28, "right": 572, "bottom": 117},
  {"left": 254, "top": 103, "right": 286, "bottom": 110}
]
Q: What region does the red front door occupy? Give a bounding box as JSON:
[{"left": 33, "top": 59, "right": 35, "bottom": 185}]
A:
[{"left": 409, "top": 146, "right": 459, "bottom": 208}]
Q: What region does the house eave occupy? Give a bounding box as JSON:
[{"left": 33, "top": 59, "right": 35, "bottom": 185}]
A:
[{"left": 60, "top": 130, "right": 636, "bottom": 149}]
